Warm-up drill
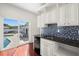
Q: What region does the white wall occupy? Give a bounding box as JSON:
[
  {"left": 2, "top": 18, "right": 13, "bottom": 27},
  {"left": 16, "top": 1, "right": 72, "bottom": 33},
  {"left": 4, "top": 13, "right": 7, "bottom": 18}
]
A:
[
  {"left": 0, "top": 3, "right": 38, "bottom": 46},
  {"left": 0, "top": 17, "right": 3, "bottom": 50}
]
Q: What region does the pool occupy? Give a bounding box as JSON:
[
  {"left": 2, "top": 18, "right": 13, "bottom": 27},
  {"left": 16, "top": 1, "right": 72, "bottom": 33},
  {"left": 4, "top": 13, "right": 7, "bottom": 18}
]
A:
[{"left": 3, "top": 37, "right": 11, "bottom": 48}]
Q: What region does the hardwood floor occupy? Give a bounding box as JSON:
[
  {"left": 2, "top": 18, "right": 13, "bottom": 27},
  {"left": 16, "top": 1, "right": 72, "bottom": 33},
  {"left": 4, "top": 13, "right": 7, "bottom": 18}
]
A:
[
  {"left": 0, "top": 43, "right": 38, "bottom": 56},
  {"left": 28, "top": 43, "right": 38, "bottom": 56}
]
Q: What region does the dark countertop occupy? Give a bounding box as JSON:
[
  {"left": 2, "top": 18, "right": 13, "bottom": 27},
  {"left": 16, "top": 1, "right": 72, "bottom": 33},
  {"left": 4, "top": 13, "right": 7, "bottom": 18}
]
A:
[{"left": 34, "top": 34, "right": 79, "bottom": 48}]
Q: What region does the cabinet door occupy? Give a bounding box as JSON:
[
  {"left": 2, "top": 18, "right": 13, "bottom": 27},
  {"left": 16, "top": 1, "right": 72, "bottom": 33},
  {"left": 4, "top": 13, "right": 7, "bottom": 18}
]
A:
[
  {"left": 48, "top": 41, "right": 58, "bottom": 56},
  {"left": 40, "top": 38, "right": 49, "bottom": 56},
  {"left": 37, "top": 14, "right": 45, "bottom": 28},
  {"left": 44, "top": 12, "right": 49, "bottom": 24},
  {"left": 65, "top": 4, "right": 71, "bottom": 26},
  {"left": 70, "top": 4, "right": 79, "bottom": 25},
  {"left": 44, "top": 39, "right": 53, "bottom": 56},
  {"left": 40, "top": 38, "right": 44, "bottom": 55},
  {"left": 47, "top": 44, "right": 53, "bottom": 56},
  {"left": 43, "top": 42, "right": 50, "bottom": 56},
  {"left": 37, "top": 15, "right": 40, "bottom": 28},
  {"left": 51, "top": 8, "right": 58, "bottom": 24},
  {"left": 58, "top": 4, "right": 79, "bottom": 26},
  {"left": 65, "top": 4, "right": 78, "bottom": 26},
  {"left": 40, "top": 38, "right": 55, "bottom": 56},
  {"left": 58, "top": 5, "right": 66, "bottom": 26}
]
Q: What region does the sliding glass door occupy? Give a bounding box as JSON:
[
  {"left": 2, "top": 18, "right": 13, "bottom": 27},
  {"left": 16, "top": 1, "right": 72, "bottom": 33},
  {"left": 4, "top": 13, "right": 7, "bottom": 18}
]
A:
[
  {"left": 3, "top": 18, "right": 29, "bottom": 49},
  {"left": 19, "top": 20, "right": 29, "bottom": 41}
]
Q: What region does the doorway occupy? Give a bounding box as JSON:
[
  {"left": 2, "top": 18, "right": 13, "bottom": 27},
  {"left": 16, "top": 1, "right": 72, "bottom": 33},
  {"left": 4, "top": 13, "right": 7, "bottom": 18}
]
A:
[{"left": 3, "top": 18, "right": 29, "bottom": 49}]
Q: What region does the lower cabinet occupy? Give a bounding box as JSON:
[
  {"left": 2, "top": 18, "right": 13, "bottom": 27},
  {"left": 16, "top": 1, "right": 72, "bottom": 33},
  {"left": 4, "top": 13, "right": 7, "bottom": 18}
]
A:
[
  {"left": 40, "top": 38, "right": 56, "bottom": 56},
  {"left": 40, "top": 38, "right": 79, "bottom": 56}
]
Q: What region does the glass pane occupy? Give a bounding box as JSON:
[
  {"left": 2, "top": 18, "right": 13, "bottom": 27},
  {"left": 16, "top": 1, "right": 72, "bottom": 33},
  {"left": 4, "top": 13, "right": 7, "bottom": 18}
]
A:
[
  {"left": 4, "top": 18, "right": 19, "bottom": 48},
  {"left": 18, "top": 20, "right": 29, "bottom": 42},
  {"left": 3, "top": 18, "right": 29, "bottom": 49}
]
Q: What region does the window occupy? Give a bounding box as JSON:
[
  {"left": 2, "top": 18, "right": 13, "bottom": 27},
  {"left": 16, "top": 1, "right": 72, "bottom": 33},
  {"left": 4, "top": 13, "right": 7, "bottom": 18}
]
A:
[{"left": 4, "top": 18, "right": 29, "bottom": 48}]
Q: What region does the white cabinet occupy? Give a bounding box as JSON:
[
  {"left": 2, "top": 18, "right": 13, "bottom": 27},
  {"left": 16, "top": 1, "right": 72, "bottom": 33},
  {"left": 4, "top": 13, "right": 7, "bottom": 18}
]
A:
[
  {"left": 37, "top": 12, "right": 50, "bottom": 28},
  {"left": 50, "top": 8, "right": 58, "bottom": 24},
  {"left": 37, "top": 4, "right": 79, "bottom": 27},
  {"left": 65, "top": 4, "right": 79, "bottom": 26},
  {"left": 69, "top": 4, "right": 79, "bottom": 25},
  {"left": 58, "top": 4, "right": 66, "bottom": 26},
  {"left": 37, "top": 7, "right": 58, "bottom": 28},
  {"left": 43, "top": 12, "right": 49, "bottom": 24},
  {"left": 45, "top": 9, "right": 57, "bottom": 24},
  {"left": 37, "top": 14, "right": 45, "bottom": 28},
  {"left": 64, "top": 4, "right": 71, "bottom": 26},
  {"left": 40, "top": 38, "right": 49, "bottom": 56},
  {"left": 40, "top": 38, "right": 57, "bottom": 56},
  {"left": 58, "top": 4, "right": 79, "bottom": 26},
  {"left": 40, "top": 38, "right": 79, "bottom": 56}
]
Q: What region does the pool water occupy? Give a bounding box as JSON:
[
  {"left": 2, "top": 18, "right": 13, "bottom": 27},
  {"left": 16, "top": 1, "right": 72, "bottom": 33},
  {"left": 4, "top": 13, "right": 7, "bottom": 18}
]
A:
[{"left": 3, "top": 38, "right": 11, "bottom": 48}]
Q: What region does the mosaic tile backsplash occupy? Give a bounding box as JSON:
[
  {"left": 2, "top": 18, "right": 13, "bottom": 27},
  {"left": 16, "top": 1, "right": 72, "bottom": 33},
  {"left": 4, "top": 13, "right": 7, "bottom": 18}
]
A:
[{"left": 42, "top": 26, "right": 79, "bottom": 40}]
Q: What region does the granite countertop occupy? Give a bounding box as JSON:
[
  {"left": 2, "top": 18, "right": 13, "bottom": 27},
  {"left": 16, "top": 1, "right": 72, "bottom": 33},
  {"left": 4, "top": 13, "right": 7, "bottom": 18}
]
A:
[{"left": 34, "top": 34, "right": 79, "bottom": 48}]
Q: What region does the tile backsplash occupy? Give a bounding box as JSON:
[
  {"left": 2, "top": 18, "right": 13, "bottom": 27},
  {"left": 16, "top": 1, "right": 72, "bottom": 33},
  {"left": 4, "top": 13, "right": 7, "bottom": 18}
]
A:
[
  {"left": 55, "top": 26, "right": 79, "bottom": 40},
  {"left": 41, "top": 25, "right": 79, "bottom": 40}
]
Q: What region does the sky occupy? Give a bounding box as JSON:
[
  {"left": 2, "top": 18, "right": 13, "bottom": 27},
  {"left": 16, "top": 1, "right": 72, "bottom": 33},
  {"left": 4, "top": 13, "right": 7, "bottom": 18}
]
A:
[{"left": 4, "top": 18, "right": 28, "bottom": 26}]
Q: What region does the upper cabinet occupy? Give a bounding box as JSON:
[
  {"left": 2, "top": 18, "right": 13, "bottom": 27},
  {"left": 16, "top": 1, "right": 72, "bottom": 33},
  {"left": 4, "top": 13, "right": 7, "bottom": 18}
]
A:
[
  {"left": 37, "top": 3, "right": 79, "bottom": 28},
  {"left": 37, "top": 14, "right": 45, "bottom": 28},
  {"left": 48, "top": 7, "right": 58, "bottom": 24},
  {"left": 69, "top": 4, "right": 79, "bottom": 25},
  {"left": 58, "top": 4, "right": 66, "bottom": 26},
  {"left": 37, "top": 5, "right": 58, "bottom": 28},
  {"left": 58, "top": 4, "right": 79, "bottom": 26}
]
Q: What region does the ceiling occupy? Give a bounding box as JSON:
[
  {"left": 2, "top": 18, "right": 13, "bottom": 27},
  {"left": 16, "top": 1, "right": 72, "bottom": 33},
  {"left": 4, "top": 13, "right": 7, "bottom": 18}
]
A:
[{"left": 11, "top": 3, "right": 46, "bottom": 14}]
